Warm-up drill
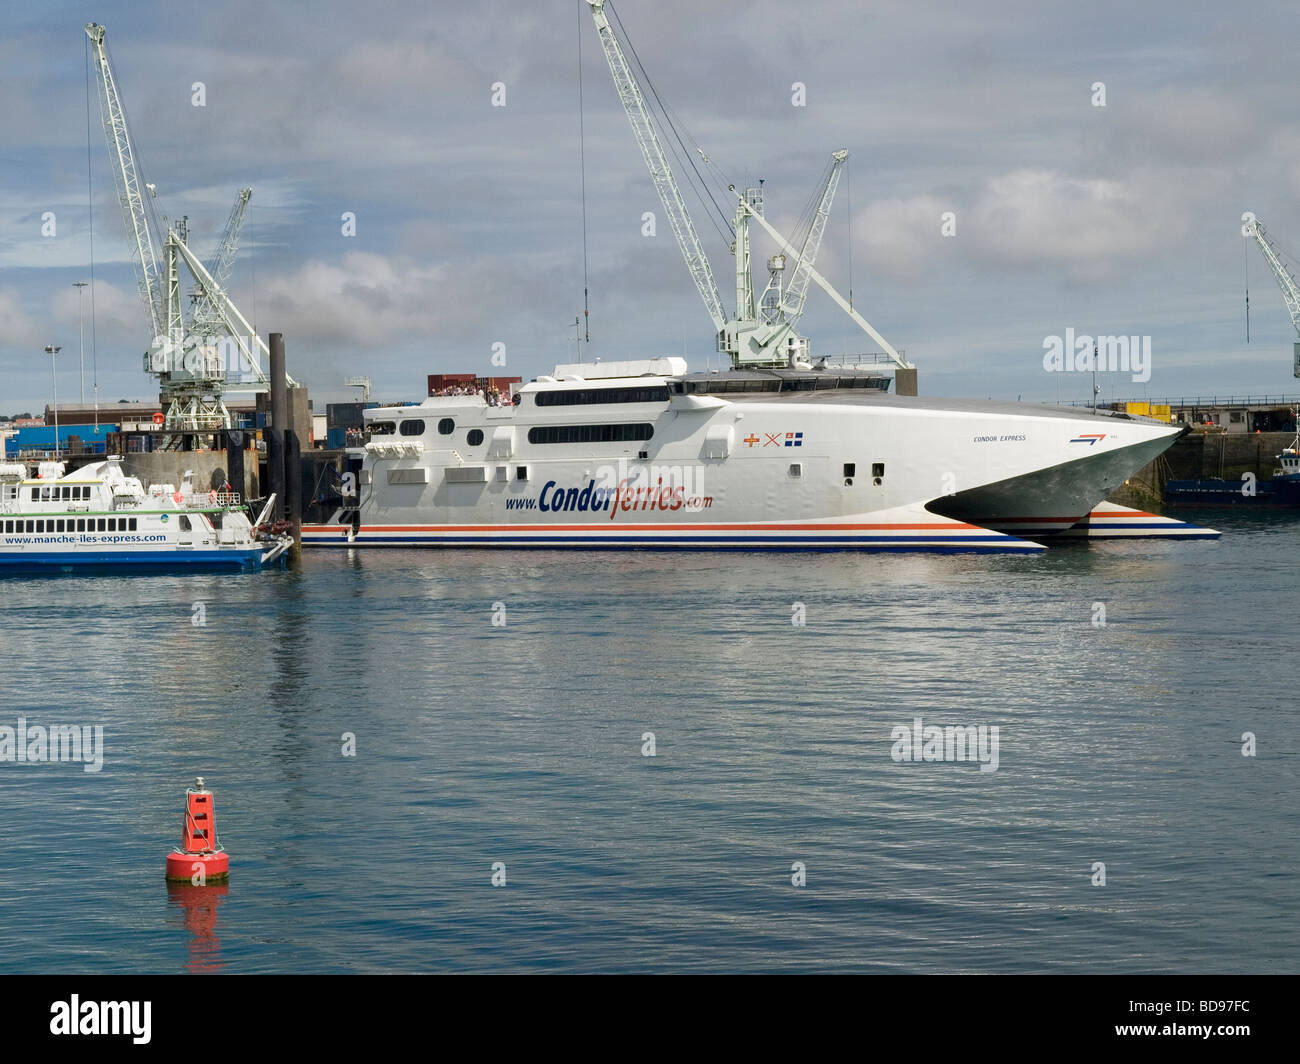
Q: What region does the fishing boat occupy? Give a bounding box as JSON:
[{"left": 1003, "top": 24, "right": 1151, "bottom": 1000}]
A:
[
  {"left": 0, "top": 457, "right": 291, "bottom": 572},
  {"left": 1164, "top": 435, "right": 1300, "bottom": 507}
]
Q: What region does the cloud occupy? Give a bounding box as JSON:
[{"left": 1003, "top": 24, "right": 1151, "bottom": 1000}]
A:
[
  {"left": 51, "top": 279, "right": 141, "bottom": 338},
  {"left": 1117, "top": 88, "right": 1259, "bottom": 165},
  {"left": 849, "top": 195, "right": 951, "bottom": 282},
  {"left": 253, "top": 250, "right": 487, "bottom": 348},
  {"left": 968, "top": 168, "right": 1180, "bottom": 282},
  {"left": 0, "top": 288, "right": 43, "bottom": 350}
]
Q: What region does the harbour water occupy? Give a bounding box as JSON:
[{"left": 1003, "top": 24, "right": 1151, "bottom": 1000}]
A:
[{"left": 1, "top": 513, "right": 1297, "bottom": 973}]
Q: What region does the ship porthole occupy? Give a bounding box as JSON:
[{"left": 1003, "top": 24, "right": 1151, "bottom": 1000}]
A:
[
  {"left": 873, "top": 477, "right": 882, "bottom": 486},
  {"left": 844, "top": 477, "right": 853, "bottom": 487}
]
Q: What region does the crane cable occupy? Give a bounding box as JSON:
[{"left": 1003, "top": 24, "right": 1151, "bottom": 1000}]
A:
[
  {"left": 578, "top": 0, "right": 590, "bottom": 342},
  {"left": 607, "top": 2, "right": 735, "bottom": 247},
  {"left": 84, "top": 36, "right": 100, "bottom": 428}
]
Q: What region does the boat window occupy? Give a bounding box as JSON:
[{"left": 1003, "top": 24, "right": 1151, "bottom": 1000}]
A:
[
  {"left": 129, "top": 518, "right": 138, "bottom": 531},
  {"left": 526, "top": 423, "right": 654, "bottom": 445},
  {"left": 399, "top": 419, "right": 425, "bottom": 436},
  {"left": 788, "top": 463, "right": 801, "bottom": 478},
  {"left": 872, "top": 463, "right": 884, "bottom": 478},
  {"left": 36, "top": 520, "right": 45, "bottom": 532},
  {"left": 467, "top": 429, "right": 484, "bottom": 446},
  {"left": 25, "top": 521, "right": 34, "bottom": 532},
  {"left": 56, "top": 520, "right": 65, "bottom": 532},
  {"left": 535, "top": 386, "right": 670, "bottom": 407},
  {"left": 843, "top": 463, "right": 856, "bottom": 479},
  {"left": 97, "top": 519, "right": 106, "bottom": 531},
  {"left": 77, "top": 519, "right": 86, "bottom": 532},
  {"left": 438, "top": 418, "right": 455, "bottom": 435},
  {"left": 516, "top": 466, "right": 528, "bottom": 480},
  {"left": 369, "top": 421, "right": 397, "bottom": 435},
  {"left": 179, "top": 516, "right": 191, "bottom": 532}
]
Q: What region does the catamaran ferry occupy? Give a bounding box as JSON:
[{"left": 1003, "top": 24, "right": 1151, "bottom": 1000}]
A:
[
  {"left": 302, "top": 358, "right": 1213, "bottom": 554},
  {"left": 0, "top": 457, "right": 290, "bottom": 572}
]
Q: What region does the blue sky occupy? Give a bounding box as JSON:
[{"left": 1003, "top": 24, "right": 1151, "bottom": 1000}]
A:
[{"left": 2, "top": 0, "right": 1299, "bottom": 415}]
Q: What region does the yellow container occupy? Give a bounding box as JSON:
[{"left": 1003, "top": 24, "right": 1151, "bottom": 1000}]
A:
[
  {"left": 1151, "top": 404, "right": 1171, "bottom": 422},
  {"left": 1124, "top": 401, "right": 1150, "bottom": 416}
]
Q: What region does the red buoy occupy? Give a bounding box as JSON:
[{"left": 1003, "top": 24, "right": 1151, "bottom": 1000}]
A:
[{"left": 164, "top": 777, "right": 230, "bottom": 883}]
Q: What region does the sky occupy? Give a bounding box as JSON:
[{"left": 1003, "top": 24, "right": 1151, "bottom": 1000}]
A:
[{"left": 2, "top": 0, "right": 1299, "bottom": 416}]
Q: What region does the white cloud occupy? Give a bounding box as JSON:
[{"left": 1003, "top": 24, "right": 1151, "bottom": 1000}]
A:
[
  {"left": 0, "top": 288, "right": 43, "bottom": 350},
  {"left": 849, "top": 195, "right": 951, "bottom": 282},
  {"left": 51, "top": 279, "right": 142, "bottom": 337},
  {"left": 254, "top": 250, "right": 486, "bottom": 347},
  {"left": 968, "top": 169, "right": 1179, "bottom": 282}
]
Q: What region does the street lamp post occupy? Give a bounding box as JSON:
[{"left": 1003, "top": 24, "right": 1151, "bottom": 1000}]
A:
[
  {"left": 73, "top": 281, "right": 88, "bottom": 408},
  {"left": 44, "top": 345, "right": 62, "bottom": 457}
]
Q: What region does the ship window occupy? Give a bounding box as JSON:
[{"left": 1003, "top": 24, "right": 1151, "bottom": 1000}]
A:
[
  {"left": 25, "top": 520, "right": 34, "bottom": 532},
  {"left": 526, "top": 423, "right": 654, "bottom": 445},
  {"left": 535, "top": 386, "right": 670, "bottom": 407},
  {"left": 872, "top": 463, "right": 885, "bottom": 478},
  {"left": 399, "top": 419, "right": 426, "bottom": 436},
  {"left": 788, "top": 463, "right": 801, "bottom": 478},
  {"left": 438, "top": 418, "right": 455, "bottom": 435},
  {"left": 179, "top": 516, "right": 191, "bottom": 532},
  {"left": 41, "top": 486, "right": 51, "bottom": 501},
  {"left": 467, "top": 429, "right": 484, "bottom": 446},
  {"left": 36, "top": 520, "right": 45, "bottom": 532},
  {"left": 370, "top": 421, "right": 397, "bottom": 435},
  {"left": 76, "top": 519, "right": 86, "bottom": 532},
  {"left": 129, "top": 518, "right": 138, "bottom": 531},
  {"left": 97, "top": 518, "right": 106, "bottom": 531},
  {"left": 56, "top": 520, "right": 65, "bottom": 532},
  {"left": 106, "top": 519, "right": 114, "bottom": 531},
  {"left": 516, "top": 466, "right": 528, "bottom": 480},
  {"left": 843, "top": 463, "right": 856, "bottom": 479}
]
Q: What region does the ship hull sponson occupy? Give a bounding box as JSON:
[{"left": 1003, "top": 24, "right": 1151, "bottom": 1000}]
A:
[{"left": 926, "top": 431, "right": 1178, "bottom": 535}]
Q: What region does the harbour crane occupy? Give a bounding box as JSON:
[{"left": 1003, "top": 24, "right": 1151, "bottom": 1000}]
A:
[
  {"left": 85, "top": 24, "right": 285, "bottom": 438},
  {"left": 1243, "top": 215, "right": 1300, "bottom": 377},
  {"left": 190, "top": 187, "right": 253, "bottom": 339},
  {"left": 585, "top": 0, "right": 912, "bottom": 374}
]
